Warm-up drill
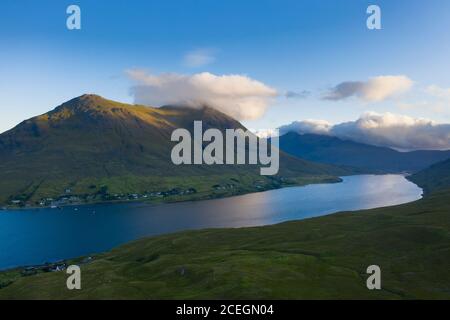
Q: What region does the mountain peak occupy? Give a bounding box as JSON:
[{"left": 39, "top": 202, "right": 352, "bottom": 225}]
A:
[
  {"left": 63, "top": 94, "right": 112, "bottom": 108},
  {"left": 77, "top": 93, "right": 105, "bottom": 102},
  {"left": 47, "top": 94, "right": 139, "bottom": 118},
  {"left": 0, "top": 94, "right": 345, "bottom": 205}
]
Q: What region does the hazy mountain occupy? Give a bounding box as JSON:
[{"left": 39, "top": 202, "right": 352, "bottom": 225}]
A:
[
  {"left": 408, "top": 158, "right": 450, "bottom": 194},
  {"left": 279, "top": 132, "right": 450, "bottom": 173},
  {"left": 0, "top": 95, "right": 348, "bottom": 205}
]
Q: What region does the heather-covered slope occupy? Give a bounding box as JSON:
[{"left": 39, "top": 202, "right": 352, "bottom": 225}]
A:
[
  {"left": 1, "top": 185, "right": 449, "bottom": 299},
  {"left": 408, "top": 158, "right": 450, "bottom": 194}
]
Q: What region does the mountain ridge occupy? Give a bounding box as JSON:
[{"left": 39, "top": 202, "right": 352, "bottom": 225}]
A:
[
  {"left": 0, "top": 95, "right": 348, "bottom": 206},
  {"left": 408, "top": 158, "right": 450, "bottom": 194},
  {"left": 278, "top": 131, "right": 450, "bottom": 173}
]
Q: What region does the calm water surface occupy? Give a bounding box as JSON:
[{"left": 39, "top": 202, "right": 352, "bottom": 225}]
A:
[{"left": 0, "top": 175, "right": 422, "bottom": 270}]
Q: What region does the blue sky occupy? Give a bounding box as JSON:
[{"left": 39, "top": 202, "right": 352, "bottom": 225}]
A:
[{"left": 1, "top": 0, "right": 450, "bottom": 135}]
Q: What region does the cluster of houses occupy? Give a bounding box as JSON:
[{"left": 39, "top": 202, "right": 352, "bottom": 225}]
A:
[
  {"left": 38, "top": 195, "right": 82, "bottom": 207},
  {"left": 5, "top": 177, "right": 295, "bottom": 209},
  {"left": 212, "top": 183, "right": 236, "bottom": 191},
  {"left": 104, "top": 187, "right": 197, "bottom": 201},
  {"left": 7, "top": 187, "right": 199, "bottom": 208},
  {"left": 21, "top": 261, "right": 68, "bottom": 276},
  {"left": 4, "top": 178, "right": 291, "bottom": 209},
  {"left": 213, "top": 180, "right": 271, "bottom": 191},
  {"left": 4, "top": 177, "right": 293, "bottom": 209},
  {"left": 21, "top": 256, "right": 94, "bottom": 276}
]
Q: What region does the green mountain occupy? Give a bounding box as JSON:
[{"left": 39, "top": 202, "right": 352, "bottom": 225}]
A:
[
  {"left": 0, "top": 94, "right": 348, "bottom": 206},
  {"left": 1, "top": 104, "right": 449, "bottom": 299},
  {"left": 408, "top": 158, "right": 450, "bottom": 194},
  {"left": 279, "top": 131, "right": 450, "bottom": 173}
]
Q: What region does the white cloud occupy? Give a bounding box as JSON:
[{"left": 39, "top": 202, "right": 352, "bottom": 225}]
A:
[
  {"left": 324, "top": 75, "right": 413, "bottom": 102},
  {"left": 279, "top": 112, "right": 450, "bottom": 151},
  {"left": 397, "top": 101, "right": 447, "bottom": 114},
  {"left": 252, "top": 128, "right": 280, "bottom": 138},
  {"left": 426, "top": 85, "right": 450, "bottom": 99},
  {"left": 396, "top": 85, "right": 450, "bottom": 115},
  {"left": 127, "top": 70, "right": 278, "bottom": 120},
  {"left": 279, "top": 119, "right": 332, "bottom": 136},
  {"left": 183, "top": 49, "right": 216, "bottom": 67}
]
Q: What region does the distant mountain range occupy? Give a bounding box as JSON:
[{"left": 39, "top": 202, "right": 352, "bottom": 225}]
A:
[
  {"left": 279, "top": 131, "right": 450, "bottom": 173},
  {"left": 0, "top": 95, "right": 348, "bottom": 206},
  {"left": 409, "top": 158, "right": 450, "bottom": 194}
]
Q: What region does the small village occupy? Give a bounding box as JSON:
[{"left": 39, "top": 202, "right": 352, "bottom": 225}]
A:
[
  {"left": 20, "top": 256, "right": 93, "bottom": 277},
  {"left": 5, "top": 187, "right": 198, "bottom": 209},
  {"left": 2, "top": 176, "right": 287, "bottom": 210}
]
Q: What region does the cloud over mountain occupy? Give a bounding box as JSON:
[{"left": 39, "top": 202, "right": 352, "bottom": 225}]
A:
[
  {"left": 279, "top": 112, "right": 450, "bottom": 151},
  {"left": 279, "top": 119, "right": 331, "bottom": 136},
  {"left": 127, "top": 70, "right": 278, "bottom": 120},
  {"left": 324, "top": 75, "right": 413, "bottom": 102}
]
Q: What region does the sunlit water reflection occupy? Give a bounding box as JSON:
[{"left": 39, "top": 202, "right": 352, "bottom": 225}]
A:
[{"left": 0, "top": 174, "right": 422, "bottom": 270}]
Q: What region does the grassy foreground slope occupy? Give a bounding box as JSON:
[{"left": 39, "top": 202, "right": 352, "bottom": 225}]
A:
[
  {"left": 0, "top": 189, "right": 449, "bottom": 299},
  {"left": 408, "top": 158, "right": 450, "bottom": 194}
]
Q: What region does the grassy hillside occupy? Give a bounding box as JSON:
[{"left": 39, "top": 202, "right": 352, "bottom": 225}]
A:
[
  {"left": 0, "top": 95, "right": 349, "bottom": 207},
  {"left": 408, "top": 159, "right": 450, "bottom": 194},
  {"left": 1, "top": 96, "right": 448, "bottom": 299},
  {"left": 0, "top": 188, "right": 448, "bottom": 299},
  {"left": 279, "top": 132, "right": 450, "bottom": 173}
]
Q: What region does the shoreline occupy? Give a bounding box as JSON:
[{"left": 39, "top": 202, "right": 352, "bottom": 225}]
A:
[
  {"left": 0, "top": 187, "right": 427, "bottom": 298},
  {"left": 0, "top": 174, "right": 422, "bottom": 274},
  {"left": 1, "top": 194, "right": 425, "bottom": 274},
  {"left": 0, "top": 175, "right": 343, "bottom": 212},
  {"left": 0, "top": 181, "right": 444, "bottom": 299}
]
